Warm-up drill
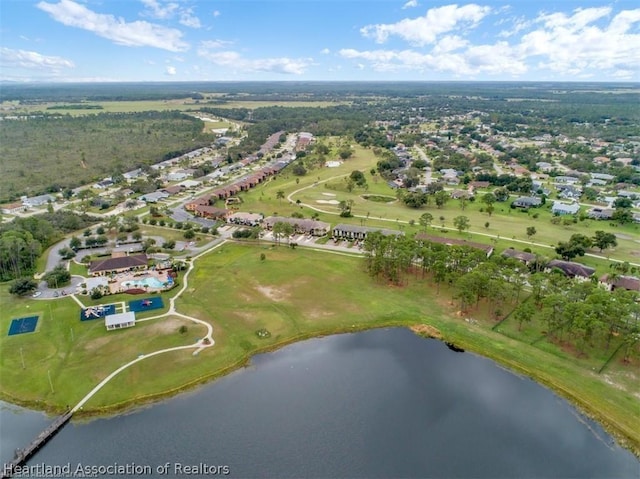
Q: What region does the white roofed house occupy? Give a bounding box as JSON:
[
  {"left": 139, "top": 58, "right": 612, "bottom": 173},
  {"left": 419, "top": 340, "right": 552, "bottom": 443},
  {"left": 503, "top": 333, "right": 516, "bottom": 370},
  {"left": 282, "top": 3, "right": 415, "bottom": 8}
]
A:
[
  {"left": 166, "top": 172, "right": 188, "bottom": 182},
  {"left": 123, "top": 168, "right": 143, "bottom": 181},
  {"left": 551, "top": 201, "right": 580, "bottom": 216},
  {"left": 22, "top": 194, "right": 56, "bottom": 208},
  {"left": 140, "top": 191, "right": 170, "bottom": 203}
]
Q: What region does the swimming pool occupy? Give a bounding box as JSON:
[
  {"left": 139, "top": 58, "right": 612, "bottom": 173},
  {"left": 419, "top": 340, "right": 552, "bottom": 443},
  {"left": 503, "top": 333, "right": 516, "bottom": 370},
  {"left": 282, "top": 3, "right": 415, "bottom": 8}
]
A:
[{"left": 121, "top": 277, "right": 171, "bottom": 289}]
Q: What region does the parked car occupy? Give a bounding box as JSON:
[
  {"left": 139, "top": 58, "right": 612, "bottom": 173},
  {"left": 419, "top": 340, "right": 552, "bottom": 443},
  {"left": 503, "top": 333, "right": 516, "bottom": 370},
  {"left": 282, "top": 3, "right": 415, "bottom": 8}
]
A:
[{"left": 32, "top": 291, "right": 42, "bottom": 298}]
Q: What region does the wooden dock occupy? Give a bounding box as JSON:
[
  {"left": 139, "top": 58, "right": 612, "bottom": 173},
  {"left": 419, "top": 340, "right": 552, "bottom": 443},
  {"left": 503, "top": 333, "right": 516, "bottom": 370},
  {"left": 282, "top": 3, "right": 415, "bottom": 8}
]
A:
[{"left": 1, "top": 411, "right": 72, "bottom": 479}]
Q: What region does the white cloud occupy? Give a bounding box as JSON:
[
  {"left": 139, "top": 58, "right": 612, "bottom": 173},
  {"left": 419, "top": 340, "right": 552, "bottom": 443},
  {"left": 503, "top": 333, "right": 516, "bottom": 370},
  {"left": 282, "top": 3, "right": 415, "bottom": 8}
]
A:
[
  {"left": 339, "top": 41, "right": 527, "bottom": 77},
  {"left": 321, "top": 48, "right": 331, "bottom": 55},
  {"left": 198, "top": 43, "right": 312, "bottom": 75},
  {"left": 141, "top": 0, "right": 201, "bottom": 28},
  {"left": 402, "top": 0, "right": 418, "bottom": 9},
  {"left": 0, "top": 47, "right": 75, "bottom": 71},
  {"left": 342, "top": 5, "right": 640, "bottom": 79},
  {"left": 498, "top": 16, "right": 531, "bottom": 38},
  {"left": 37, "top": 0, "right": 189, "bottom": 51},
  {"left": 140, "top": 0, "right": 178, "bottom": 20},
  {"left": 200, "top": 39, "right": 233, "bottom": 49},
  {"left": 361, "top": 4, "right": 491, "bottom": 46},
  {"left": 213, "top": 10, "right": 221, "bottom": 18},
  {"left": 519, "top": 7, "right": 640, "bottom": 76},
  {"left": 165, "top": 65, "right": 177, "bottom": 75},
  {"left": 180, "top": 8, "right": 201, "bottom": 28},
  {"left": 432, "top": 35, "right": 468, "bottom": 53}
]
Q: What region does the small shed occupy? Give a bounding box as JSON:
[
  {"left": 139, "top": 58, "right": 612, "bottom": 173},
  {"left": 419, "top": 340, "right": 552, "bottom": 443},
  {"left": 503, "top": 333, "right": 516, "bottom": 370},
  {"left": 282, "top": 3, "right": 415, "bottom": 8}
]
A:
[{"left": 105, "top": 312, "right": 136, "bottom": 331}]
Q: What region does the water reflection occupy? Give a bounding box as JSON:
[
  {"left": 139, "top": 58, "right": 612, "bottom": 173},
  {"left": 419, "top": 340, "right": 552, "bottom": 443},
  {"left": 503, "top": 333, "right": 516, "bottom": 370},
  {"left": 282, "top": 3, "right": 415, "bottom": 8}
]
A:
[{"left": 2, "top": 328, "right": 637, "bottom": 478}]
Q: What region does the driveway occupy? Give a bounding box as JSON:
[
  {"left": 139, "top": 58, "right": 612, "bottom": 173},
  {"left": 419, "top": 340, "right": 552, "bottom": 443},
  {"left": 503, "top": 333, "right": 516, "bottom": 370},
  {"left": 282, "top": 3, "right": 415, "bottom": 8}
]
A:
[{"left": 33, "top": 275, "right": 86, "bottom": 300}]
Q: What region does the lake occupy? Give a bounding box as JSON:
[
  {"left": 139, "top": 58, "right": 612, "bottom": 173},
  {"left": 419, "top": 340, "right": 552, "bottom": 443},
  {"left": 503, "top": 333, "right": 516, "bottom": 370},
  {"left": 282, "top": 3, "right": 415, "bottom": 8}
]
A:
[{"left": 2, "top": 328, "right": 638, "bottom": 478}]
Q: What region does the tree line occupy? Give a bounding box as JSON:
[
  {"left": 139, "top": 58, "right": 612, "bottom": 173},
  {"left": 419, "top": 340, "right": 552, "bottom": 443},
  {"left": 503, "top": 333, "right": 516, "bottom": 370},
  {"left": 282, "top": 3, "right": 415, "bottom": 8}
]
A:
[
  {"left": 361, "top": 232, "right": 639, "bottom": 361},
  {"left": 0, "top": 211, "right": 98, "bottom": 281}
]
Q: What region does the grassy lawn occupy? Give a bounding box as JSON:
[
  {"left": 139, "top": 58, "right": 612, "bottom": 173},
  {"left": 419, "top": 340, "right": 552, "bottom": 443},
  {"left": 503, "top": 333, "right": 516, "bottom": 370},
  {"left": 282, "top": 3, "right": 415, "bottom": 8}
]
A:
[
  {"left": 69, "top": 261, "right": 87, "bottom": 277},
  {"left": 0, "top": 284, "right": 204, "bottom": 412}
]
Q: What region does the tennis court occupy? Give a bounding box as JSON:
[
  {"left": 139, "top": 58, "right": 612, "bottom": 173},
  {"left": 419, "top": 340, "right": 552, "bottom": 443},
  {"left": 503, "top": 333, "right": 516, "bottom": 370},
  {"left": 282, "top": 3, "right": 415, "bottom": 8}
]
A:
[
  {"left": 8, "top": 316, "right": 39, "bottom": 336},
  {"left": 128, "top": 297, "right": 164, "bottom": 312}
]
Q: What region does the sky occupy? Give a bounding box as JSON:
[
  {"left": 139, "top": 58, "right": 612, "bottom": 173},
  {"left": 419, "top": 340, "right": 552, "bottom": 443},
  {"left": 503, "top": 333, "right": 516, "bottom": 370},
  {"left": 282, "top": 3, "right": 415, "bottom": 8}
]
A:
[{"left": 1, "top": 0, "right": 639, "bottom": 82}]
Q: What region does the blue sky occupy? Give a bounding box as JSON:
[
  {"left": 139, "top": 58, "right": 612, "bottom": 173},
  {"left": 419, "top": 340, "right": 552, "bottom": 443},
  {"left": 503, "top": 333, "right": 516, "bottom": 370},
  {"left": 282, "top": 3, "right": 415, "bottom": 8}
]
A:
[{"left": 1, "top": 0, "right": 639, "bottom": 82}]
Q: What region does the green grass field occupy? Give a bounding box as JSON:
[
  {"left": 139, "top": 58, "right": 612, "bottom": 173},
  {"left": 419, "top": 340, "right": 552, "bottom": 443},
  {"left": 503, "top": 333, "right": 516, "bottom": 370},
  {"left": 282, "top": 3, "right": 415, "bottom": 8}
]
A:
[{"left": 1, "top": 99, "right": 349, "bottom": 117}]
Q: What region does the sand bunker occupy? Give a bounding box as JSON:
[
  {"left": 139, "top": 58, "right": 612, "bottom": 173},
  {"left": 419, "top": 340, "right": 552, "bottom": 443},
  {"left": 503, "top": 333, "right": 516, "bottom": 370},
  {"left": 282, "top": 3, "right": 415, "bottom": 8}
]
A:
[
  {"left": 316, "top": 199, "right": 340, "bottom": 205},
  {"left": 326, "top": 161, "right": 342, "bottom": 168},
  {"left": 322, "top": 192, "right": 336, "bottom": 197}
]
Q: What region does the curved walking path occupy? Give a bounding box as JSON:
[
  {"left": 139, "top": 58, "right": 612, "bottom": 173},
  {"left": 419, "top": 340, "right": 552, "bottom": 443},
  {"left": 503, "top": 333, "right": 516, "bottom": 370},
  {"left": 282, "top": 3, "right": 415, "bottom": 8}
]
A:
[
  {"left": 71, "top": 240, "right": 229, "bottom": 413},
  {"left": 287, "top": 175, "right": 640, "bottom": 268}
]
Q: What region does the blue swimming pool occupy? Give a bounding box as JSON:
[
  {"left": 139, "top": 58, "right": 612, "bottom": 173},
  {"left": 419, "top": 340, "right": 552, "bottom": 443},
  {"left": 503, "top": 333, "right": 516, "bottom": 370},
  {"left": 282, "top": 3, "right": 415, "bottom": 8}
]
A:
[{"left": 121, "top": 277, "right": 171, "bottom": 289}]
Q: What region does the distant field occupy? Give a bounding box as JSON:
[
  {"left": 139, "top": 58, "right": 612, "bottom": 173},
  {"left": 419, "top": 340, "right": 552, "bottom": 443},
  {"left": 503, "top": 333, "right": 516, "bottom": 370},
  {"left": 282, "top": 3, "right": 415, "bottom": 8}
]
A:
[{"left": 1, "top": 99, "right": 349, "bottom": 117}]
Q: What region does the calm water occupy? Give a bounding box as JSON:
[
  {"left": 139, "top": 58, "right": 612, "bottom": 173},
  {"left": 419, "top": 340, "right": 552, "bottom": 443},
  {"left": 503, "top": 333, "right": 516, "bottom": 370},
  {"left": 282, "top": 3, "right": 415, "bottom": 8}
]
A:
[{"left": 2, "top": 328, "right": 638, "bottom": 478}]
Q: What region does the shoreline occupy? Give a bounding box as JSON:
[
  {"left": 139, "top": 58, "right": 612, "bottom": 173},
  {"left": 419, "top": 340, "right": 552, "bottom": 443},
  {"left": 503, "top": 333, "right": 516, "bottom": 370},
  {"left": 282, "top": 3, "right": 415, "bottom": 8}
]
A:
[{"left": 2, "top": 321, "right": 638, "bottom": 458}]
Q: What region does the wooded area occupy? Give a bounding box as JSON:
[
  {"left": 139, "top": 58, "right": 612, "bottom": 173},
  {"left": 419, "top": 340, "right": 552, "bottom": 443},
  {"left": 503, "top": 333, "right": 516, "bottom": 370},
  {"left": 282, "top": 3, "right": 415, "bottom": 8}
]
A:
[{"left": 0, "top": 111, "right": 215, "bottom": 200}]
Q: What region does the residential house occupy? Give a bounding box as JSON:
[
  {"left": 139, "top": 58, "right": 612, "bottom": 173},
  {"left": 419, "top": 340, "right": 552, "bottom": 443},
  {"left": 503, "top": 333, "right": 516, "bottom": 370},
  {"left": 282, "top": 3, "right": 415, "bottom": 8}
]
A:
[
  {"left": 546, "top": 259, "right": 595, "bottom": 280},
  {"left": 590, "top": 172, "right": 615, "bottom": 182},
  {"left": 440, "top": 169, "right": 460, "bottom": 185},
  {"left": 469, "top": 181, "right": 490, "bottom": 190},
  {"left": 139, "top": 191, "right": 170, "bottom": 203},
  {"left": 178, "top": 179, "right": 201, "bottom": 189},
  {"left": 94, "top": 178, "right": 114, "bottom": 189},
  {"left": 599, "top": 274, "right": 640, "bottom": 292},
  {"left": 162, "top": 185, "right": 185, "bottom": 196},
  {"left": 535, "top": 161, "right": 553, "bottom": 172},
  {"left": 185, "top": 195, "right": 214, "bottom": 211},
  {"left": 416, "top": 233, "right": 494, "bottom": 257},
  {"left": 165, "top": 172, "right": 188, "bottom": 182},
  {"left": 193, "top": 205, "right": 229, "bottom": 220},
  {"left": 333, "top": 224, "right": 402, "bottom": 241},
  {"left": 1, "top": 201, "right": 26, "bottom": 215},
  {"left": 22, "top": 194, "right": 56, "bottom": 208},
  {"left": 587, "top": 179, "right": 607, "bottom": 187},
  {"left": 450, "top": 190, "right": 472, "bottom": 200},
  {"left": 587, "top": 207, "right": 614, "bottom": 220},
  {"left": 557, "top": 185, "right": 582, "bottom": 200},
  {"left": 551, "top": 201, "right": 580, "bottom": 215},
  {"left": 554, "top": 176, "right": 580, "bottom": 184},
  {"left": 296, "top": 132, "right": 314, "bottom": 151},
  {"left": 264, "top": 216, "right": 330, "bottom": 236},
  {"left": 123, "top": 168, "right": 143, "bottom": 181},
  {"left": 501, "top": 248, "right": 537, "bottom": 264},
  {"left": 511, "top": 196, "right": 542, "bottom": 209},
  {"left": 227, "top": 212, "right": 263, "bottom": 227}
]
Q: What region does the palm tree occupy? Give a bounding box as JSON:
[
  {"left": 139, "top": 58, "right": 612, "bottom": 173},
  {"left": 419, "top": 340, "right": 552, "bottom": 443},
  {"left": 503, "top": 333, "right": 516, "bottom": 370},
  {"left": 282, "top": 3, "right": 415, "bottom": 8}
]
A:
[{"left": 276, "top": 190, "right": 285, "bottom": 204}]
